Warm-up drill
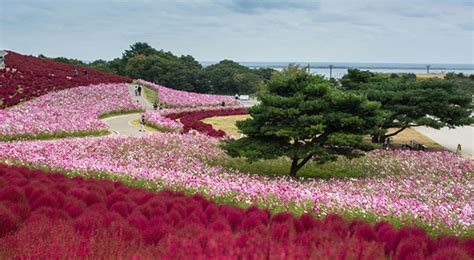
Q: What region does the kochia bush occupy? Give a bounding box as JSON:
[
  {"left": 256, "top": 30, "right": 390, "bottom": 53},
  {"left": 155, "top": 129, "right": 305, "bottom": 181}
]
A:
[
  {"left": 1, "top": 51, "right": 130, "bottom": 108},
  {"left": 0, "top": 164, "right": 472, "bottom": 258}
]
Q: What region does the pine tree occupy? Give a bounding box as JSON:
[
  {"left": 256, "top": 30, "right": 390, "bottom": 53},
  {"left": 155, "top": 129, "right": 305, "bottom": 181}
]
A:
[
  {"left": 340, "top": 69, "right": 473, "bottom": 143},
  {"left": 222, "top": 70, "right": 382, "bottom": 177}
]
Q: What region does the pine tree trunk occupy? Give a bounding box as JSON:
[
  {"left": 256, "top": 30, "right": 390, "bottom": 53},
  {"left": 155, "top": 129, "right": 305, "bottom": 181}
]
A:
[
  {"left": 371, "top": 135, "right": 386, "bottom": 143},
  {"left": 371, "top": 135, "right": 379, "bottom": 143},
  {"left": 289, "top": 159, "right": 299, "bottom": 178},
  {"left": 379, "top": 136, "right": 386, "bottom": 144}
]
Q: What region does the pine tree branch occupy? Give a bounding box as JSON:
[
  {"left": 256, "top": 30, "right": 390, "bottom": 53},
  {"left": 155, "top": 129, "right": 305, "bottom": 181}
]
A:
[
  {"left": 384, "top": 124, "right": 420, "bottom": 138},
  {"left": 296, "top": 153, "right": 314, "bottom": 171}
]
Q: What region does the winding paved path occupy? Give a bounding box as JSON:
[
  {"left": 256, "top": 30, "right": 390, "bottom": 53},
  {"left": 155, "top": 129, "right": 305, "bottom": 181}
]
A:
[{"left": 101, "top": 84, "right": 153, "bottom": 136}]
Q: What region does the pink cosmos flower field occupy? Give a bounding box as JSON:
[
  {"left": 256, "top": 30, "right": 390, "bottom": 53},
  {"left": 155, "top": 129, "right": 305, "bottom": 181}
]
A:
[
  {"left": 137, "top": 79, "right": 236, "bottom": 106},
  {"left": 0, "top": 134, "right": 471, "bottom": 236},
  {"left": 0, "top": 83, "right": 141, "bottom": 138}
]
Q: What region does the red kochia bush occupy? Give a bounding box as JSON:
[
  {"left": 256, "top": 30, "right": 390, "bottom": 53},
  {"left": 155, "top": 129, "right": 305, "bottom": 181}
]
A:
[
  {"left": 0, "top": 164, "right": 472, "bottom": 259},
  {"left": 166, "top": 107, "right": 248, "bottom": 137},
  {"left": 0, "top": 51, "right": 131, "bottom": 108}
]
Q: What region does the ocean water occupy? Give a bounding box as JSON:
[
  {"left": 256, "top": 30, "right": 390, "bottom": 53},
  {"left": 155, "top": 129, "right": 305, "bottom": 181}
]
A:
[{"left": 200, "top": 61, "right": 474, "bottom": 79}]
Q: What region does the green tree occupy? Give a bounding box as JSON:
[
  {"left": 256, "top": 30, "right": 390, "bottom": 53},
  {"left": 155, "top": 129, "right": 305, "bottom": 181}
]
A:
[
  {"left": 253, "top": 67, "right": 276, "bottom": 82},
  {"left": 203, "top": 60, "right": 259, "bottom": 94},
  {"left": 124, "top": 55, "right": 147, "bottom": 79},
  {"left": 221, "top": 70, "right": 382, "bottom": 178},
  {"left": 38, "top": 55, "right": 86, "bottom": 66},
  {"left": 341, "top": 69, "right": 473, "bottom": 143},
  {"left": 122, "top": 42, "right": 158, "bottom": 61},
  {"left": 445, "top": 72, "right": 474, "bottom": 95},
  {"left": 107, "top": 58, "right": 125, "bottom": 75},
  {"left": 178, "top": 55, "right": 204, "bottom": 92},
  {"left": 119, "top": 43, "right": 204, "bottom": 92},
  {"left": 88, "top": 59, "right": 116, "bottom": 73},
  {"left": 138, "top": 53, "right": 197, "bottom": 92}
]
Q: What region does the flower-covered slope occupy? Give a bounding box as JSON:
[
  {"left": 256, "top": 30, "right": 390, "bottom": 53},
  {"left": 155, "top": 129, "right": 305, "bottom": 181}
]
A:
[
  {"left": 0, "top": 83, "right": 141, "bottom": 139},
  {"left": 137, "top": 79, "right": 236, "bottom": 106},
  {"left": 1, "top": 51, "right": 130, "bottom": 108},
  {"left": 0, "top": 134, "right": 471, "bottom": 236}
]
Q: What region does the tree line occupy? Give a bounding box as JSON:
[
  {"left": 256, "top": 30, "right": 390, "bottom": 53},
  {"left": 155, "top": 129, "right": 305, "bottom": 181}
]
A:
[
  {"left": 40, "top": 42, "right": 474, "bottom": 98},
  {"left": 39, "top": 42, "right": 275, "bottom": 95}
]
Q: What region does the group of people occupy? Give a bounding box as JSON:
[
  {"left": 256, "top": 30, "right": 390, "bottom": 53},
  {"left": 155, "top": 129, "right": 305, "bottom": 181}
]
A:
[
  {"left": 71, "top": 67, "right": 88, "bottom": 79},
  {"left": 134, "top": 85, "right": 142, "bottom": 96}
]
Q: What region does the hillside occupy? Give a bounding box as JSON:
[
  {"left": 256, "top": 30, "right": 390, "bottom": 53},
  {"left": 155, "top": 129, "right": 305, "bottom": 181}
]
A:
[{"left": 0, "top": 51, "right": 131, "bottom": 108}]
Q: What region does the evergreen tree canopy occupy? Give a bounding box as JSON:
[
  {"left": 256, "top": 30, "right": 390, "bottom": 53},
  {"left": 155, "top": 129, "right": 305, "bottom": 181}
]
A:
[
  {"left": 203, "top": 60, "right": 260, "bottom": 95},
  {"left": 445, "top": 72, "right": 474, "bottom": 95},
  {"left": 340, "top": 69, "right": 473, "bottom": 142},
  {"left": 122, "top": 42, "right": 158, "bottom": 60},
  {"left": 222, "top": 70, "right": 382, "bottom": 177}
]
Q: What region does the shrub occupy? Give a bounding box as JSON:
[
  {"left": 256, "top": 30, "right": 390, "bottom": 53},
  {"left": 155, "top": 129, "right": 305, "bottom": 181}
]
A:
[{"left": 0, "top": 163, "right": 472, "bottom": 258}]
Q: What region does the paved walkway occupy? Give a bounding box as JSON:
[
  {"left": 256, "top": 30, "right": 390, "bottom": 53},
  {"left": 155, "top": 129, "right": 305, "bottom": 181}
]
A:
[
  {"left": 102, "top": 113, "right": 150, "bottom": 136},
  {"left": 101, "top": 84, "right": 154, "bottom": 137},
  {"left": 416, "top": 126, "right": 474, "bottom": 157},
  {"left": 129, "top": 83, "right": 153, "bottom": 110}
]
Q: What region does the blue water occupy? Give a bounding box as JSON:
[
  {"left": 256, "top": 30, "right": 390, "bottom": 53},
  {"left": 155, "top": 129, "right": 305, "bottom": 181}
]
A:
[{"left": 200, "top": 61, "right": 474, "bottom": 79}]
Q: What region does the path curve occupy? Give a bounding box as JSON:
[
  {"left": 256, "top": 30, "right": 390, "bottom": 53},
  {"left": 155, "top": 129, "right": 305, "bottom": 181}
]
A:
[
  {"left": 101, "top": 84, "right": 154, "bottom": 136},
  {"left": 102, "top": 113, "right": 150, "bottom": 136}
]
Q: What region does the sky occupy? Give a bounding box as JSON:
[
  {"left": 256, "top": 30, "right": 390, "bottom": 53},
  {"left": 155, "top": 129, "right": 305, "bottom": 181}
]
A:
[{"left": 1, "top": 0, "right": 473, "bottom": 64}]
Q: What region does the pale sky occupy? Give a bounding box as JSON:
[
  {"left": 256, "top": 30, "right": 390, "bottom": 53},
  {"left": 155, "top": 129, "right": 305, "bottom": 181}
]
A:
[{"left": 1, "top": 0, "right": 473, "bottom": 64}]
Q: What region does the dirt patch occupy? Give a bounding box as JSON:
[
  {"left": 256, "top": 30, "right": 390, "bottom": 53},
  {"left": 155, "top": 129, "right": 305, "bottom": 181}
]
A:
[
  {"left": 201, "top": 115, "right": 250, "bottom": 138},
  {"left": 388, "top": 128, "right": 445, "bottom": 150}
]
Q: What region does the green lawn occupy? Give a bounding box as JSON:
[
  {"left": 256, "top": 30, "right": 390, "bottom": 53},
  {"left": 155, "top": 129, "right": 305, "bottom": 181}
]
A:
[
  {"left": 143, "top": 86, "right": 157, "bottom": 103},
  {"left": 0, "top": 129, "right": 110, "bottom": 142},
  {"left": 210, "top": 156, "right": 368, "bottom": 179}
]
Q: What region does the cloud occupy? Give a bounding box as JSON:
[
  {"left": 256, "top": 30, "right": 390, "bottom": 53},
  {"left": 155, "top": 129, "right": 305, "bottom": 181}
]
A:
[
  {"left": 394, "top": 8, "right": 441, "bottom": 18},
  {"left": 458, "top": 22, "right": 474, "bottom": 31},
  {"left": 220, "top": 0, "right": 320, "bottom": 14},
  {"left": 1, "top": 0, "right": 472, "bottom": 63}
]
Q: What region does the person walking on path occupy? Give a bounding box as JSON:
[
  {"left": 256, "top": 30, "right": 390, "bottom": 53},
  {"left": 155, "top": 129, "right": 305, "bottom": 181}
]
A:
[
  {"left": 134, "top": 85, "right": 139, "bottom": 96},
  {"left": 139, "top": 115, "right": 146, "bottom": 132},
  {"left": 137, "top": 85, "right": 142, "bottom": 96}
]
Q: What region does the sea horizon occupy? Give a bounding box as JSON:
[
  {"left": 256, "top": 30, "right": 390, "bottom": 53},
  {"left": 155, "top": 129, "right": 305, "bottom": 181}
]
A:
[
  {"left": 200, "top": 61, "right": 474, "bottom": 78},
  {"left": 200, "top": 61, "right": 474, "bottom": 69}
]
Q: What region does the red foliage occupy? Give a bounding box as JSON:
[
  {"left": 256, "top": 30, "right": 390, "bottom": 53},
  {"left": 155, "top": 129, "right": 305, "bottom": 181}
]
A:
[
  {"left": 166, "top": 108, "right": 248, "bottom": 137},
  {"left": 0, "top": 163, "right": 472, "bottom": 259},
  {"left": 0, "top": 51, "right": 131, "bottom": 108}
]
